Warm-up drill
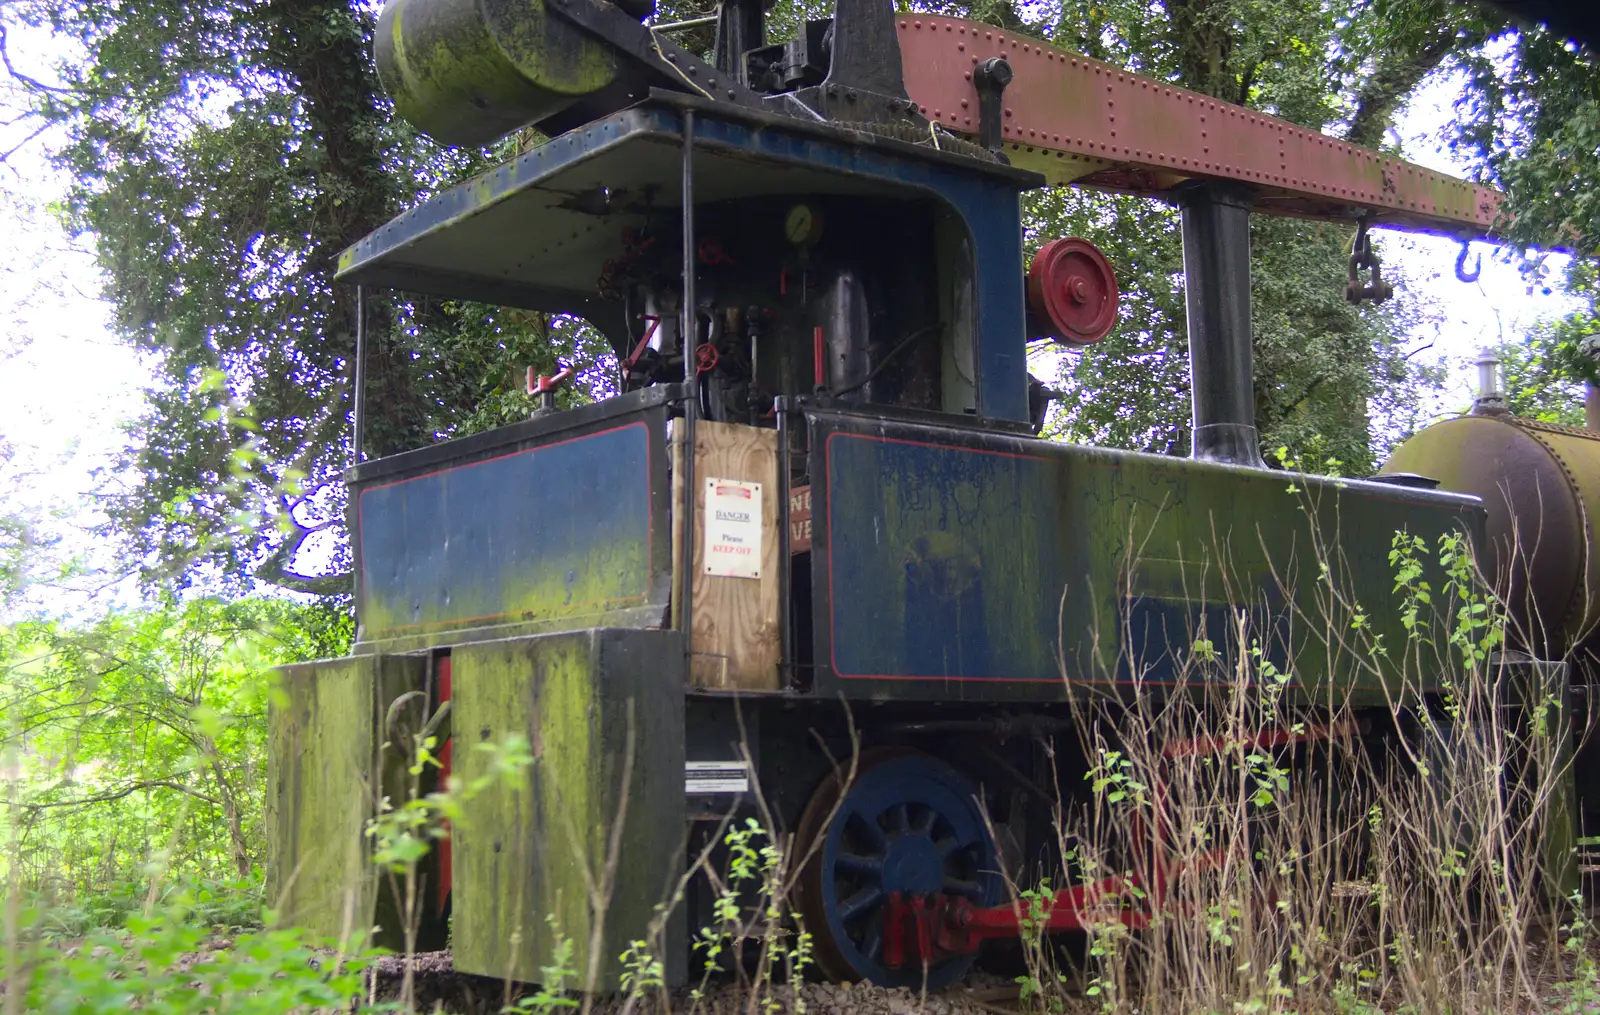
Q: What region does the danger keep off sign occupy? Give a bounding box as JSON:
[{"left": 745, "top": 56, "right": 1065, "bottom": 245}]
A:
[{"left": 702, "top": 478, "right": 763, "bottom": 580}]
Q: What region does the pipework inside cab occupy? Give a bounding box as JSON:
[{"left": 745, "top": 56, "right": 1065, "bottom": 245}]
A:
[{"left": 560, "top": 192, "right": 990, "bottom": 427}]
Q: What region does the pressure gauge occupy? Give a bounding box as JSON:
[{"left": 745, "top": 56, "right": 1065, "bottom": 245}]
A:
[{"left": 785, "top": 203, "right": 822, "bottom": 246}]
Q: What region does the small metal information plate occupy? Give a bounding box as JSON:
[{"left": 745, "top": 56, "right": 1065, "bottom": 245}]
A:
[
  {"left": 685, "top": 760, "right": 751, "bottom": 794},
  {"left": 703, "top": 477, "right": 763, "bottom": 579}
]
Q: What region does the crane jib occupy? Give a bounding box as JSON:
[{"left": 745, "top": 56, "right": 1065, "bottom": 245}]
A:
[{"left": 896, "top": 15, "right": 1502, "bottom": 238}]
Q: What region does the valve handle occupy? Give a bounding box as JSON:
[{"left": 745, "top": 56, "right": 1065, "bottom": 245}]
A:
[{"left": 527, "top": 365, "right": 573, "bottom": 395}]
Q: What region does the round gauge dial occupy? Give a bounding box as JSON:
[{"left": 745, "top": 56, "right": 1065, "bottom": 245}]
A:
[{"left": 785, "top": 203, "right": 822, "bottom": 246}]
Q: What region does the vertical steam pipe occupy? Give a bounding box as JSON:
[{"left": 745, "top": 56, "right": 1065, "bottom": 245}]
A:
[
  {"left": 679, "top": 112, "right": 698, "bottom": 640},
  {"left": 1179, "top": 184, "right": 1264, "bottom": 468},
  {"left": 775, "top": 396, "right": 791, "bottom": 685},
  {"left": 353, "top": 284, "right": 367, "bottom": 465}
]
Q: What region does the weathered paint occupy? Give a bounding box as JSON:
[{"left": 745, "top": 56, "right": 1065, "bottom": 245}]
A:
[
  {"left": 451, "top": 629, "right": 687, "bottom": 989},
  {"left": 1383, "top": 414, "right": 1600, "bottom": 658},
  {"left": 356, "top": 423, "right": 658, "bottom": 645},
  {"left": 266, "top": 653, "right": 443, "bottom": 950},
  {"left": 813, "top": 411, "right": 1482, "bottom": 703},
  {"left": 375, "top": 0, "right": 619, "bottom": 148},
  {"left": 895, "top": 16, "right": 1501, "bottom": 236}
]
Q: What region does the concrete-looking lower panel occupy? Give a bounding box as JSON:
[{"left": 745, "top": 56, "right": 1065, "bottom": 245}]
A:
[
  {"left": 266, "top": 653, "right": 438, "bottom": 950},
  {"left": 451, "top": 628, "right": 687, "bottom": 988}
]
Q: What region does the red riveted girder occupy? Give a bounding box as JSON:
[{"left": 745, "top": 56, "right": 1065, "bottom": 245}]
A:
[{"left": 897, "top": 15, "right": 1502, "bottom": 238}]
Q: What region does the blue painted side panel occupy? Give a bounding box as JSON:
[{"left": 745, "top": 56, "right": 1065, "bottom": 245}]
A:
[
  {"left": 815, "top": 414, "right": 1481, "bottom": 702},
  {"left": 824, "top": 432, "right": 1066, "bottom": 683},
  {"left": 358, "top": 423, "right": 657, "bottom": 639}
]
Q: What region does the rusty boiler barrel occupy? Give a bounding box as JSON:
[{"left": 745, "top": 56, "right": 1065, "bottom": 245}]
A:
[
  {"left": 1381, "top": 412, "right": 1600, "bottom": 659},
  {"left": 375, "top": 0, "right": 630, "bottom": 147}
]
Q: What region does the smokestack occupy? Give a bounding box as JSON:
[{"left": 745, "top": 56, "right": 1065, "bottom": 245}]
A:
[
  {"left": 1179, "top": 184, "right": 1264, "bottom": 468},
  {"left": 1586, "top": 382, "right": 1600, "bottom": 431},
  {"left": 1470, "top": 347, "right": 1507, "bottom": 416}
]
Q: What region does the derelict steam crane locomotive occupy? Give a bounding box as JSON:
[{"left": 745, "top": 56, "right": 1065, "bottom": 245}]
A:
[{"left": 264, "top": 0, "right": 1540, "bottom": 991}]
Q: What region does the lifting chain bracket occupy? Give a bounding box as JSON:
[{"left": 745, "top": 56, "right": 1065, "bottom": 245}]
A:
[
  {"left": 1345, "top": 217, "right": 1394, "bottom": 304},
  {"left": 972, "top": 57, "right": 1012, "bottom": 161}
]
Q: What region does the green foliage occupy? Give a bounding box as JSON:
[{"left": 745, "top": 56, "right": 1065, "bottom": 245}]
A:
[
  {"left": 503, "top": 916, "right": 580, "bottom": 1014},
  {"left": 366, "top": 732, "right": 533, "bottom": 872},
  {"left": 1454, "top": 27, "right": 1600, "bottom": 255},
  {"left": 1015, "top": 0, "right": 1455, "bottom": 475},
  {"left": 686, "top": 817, "right": 813, "bottom": 1013},
  {"left": 1, "top": 597, "right": 350, "bottom": 902},
  {"left": 16, "top": 898, "right": 380, "bottom": 1015}
]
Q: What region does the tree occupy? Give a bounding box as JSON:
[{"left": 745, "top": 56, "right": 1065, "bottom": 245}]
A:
[
  {"left": 0, "top": 597, "right": 351, "bottom": 896},
  {"left": 1455, "top": 27, "right": 1600, "bottom": 255}
]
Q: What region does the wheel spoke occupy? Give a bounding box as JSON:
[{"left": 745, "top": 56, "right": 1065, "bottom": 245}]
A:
[
  {"left": 911, "top": 806, "right": 937, "bottom": 836},
  {"left": 943, "top": 876, "right": 982, "bottom": 899},
  {"left": 889, "top": 803, "right": 910, "bottom": 833},
  {"left": 861, "top": 911, "right": 885, "bottom": 961},
  {"left": 934, "top": 835, "right": 960, "bottom": 857},
  {"left": 837, "top": 886, "right": 884, "bottom": 923},
  {"left": 847, "top": 811, "right": 888, "bottom": 851},
  {"left": 837, "top": 852, "right": 884, "bottom": 876}
]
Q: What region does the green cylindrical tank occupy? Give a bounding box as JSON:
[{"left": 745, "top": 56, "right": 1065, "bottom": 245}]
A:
[
  {"left": 1381, "top": 411, "right": 1600, "bottom": 659},
  {"left": 375, "top": 0, "right": 626, "bottom": 147}
]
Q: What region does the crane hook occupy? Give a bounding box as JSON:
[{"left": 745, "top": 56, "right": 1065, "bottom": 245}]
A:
[{"left": 1455, "top": 239, "right": 1482, "bottom": 283}]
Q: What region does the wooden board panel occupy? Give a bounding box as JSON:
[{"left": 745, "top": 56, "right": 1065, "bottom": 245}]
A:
[
  {"left": 266, "top": 654, "right": 437, "bottom": 950},
  {"left": 450, "top": 630, "right": 687, "bottom": 989},
  {"left": 673, "top": 420, "right": 781, "bottom": 691}
]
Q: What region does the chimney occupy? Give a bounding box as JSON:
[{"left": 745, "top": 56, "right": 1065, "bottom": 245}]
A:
[
  {"left": 1180, "top": 184, "right": 1265, "bottom": 468},
  {"left": 1470, "top": 347, "right": 1507, "bottom": 416}
]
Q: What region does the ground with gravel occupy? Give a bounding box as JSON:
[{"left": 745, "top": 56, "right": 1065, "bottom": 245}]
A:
[{"left": 367, "top": 952, "right": 1032, "bottom": 1015}]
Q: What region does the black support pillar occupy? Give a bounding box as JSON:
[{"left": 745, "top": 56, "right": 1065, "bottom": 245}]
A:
[{"left": 1179, "top": 184, "right": 1264, "bottom": 469}]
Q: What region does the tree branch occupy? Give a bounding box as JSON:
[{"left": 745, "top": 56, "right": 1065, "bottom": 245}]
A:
[
  {"left": 0, "top": 23, "right": 75, "bottom": 96},
  {"left": 1345, "top": 12, "right": 1490, "bottom": 147},
  {"left": 0, "top": 117, "right": 49, "bottom": 166},
  {"left": 254, "top": 512, "right": 352, "bottom": 596},
  {"left": 27, "top": 779, "right": 220, "bottom": 811}
]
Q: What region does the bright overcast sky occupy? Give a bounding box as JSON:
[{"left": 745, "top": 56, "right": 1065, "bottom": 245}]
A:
[{"left": 0, "top": 26, "right": 1586, "bottom": 615}]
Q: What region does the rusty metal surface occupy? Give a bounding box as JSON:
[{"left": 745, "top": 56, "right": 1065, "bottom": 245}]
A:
[{"left": 896, "top": 15, "right": 1502, "bottom": 236}]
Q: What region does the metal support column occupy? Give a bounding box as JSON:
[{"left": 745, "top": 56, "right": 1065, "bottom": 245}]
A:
[
  {"left": 1179, "top": 183, "right": 1264, "bottom": 468},
  {"left": 712, "top": 0, "right": 763, "bottom": 84},
  {"left": 353, "top": 285, "right": 367, "bottom": 464},
  {"left": 679, "top": 112, "right": 699, "bottom": 639},
  {"left": 775, "top": 395, "right": 792, "bottom": 685}
]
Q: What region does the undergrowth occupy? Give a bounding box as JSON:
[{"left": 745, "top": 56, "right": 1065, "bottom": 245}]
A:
[{"left": 4, "top": 516, "right": 1598, "bottom": 1014}]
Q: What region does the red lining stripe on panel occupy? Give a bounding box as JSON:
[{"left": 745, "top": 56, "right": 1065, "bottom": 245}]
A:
[{"left": 357, "top": 422, "right": 656, "bottom": 634}]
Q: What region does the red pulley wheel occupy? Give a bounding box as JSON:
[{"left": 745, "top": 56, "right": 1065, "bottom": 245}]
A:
[{"left": 1026, "top": 237, "right": 1119, "bottom": 346}]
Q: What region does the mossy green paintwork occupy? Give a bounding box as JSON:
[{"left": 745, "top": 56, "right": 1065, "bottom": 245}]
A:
[
  {"left": 450, "top": 629, "right": 686, "bottom": 988},
  {"left": 376, "top": 0, "right": 619, "bottom": 148},
  {"left": 816, "top": 412, "right": 1484, "bottom": 703},
  {"left": 354, "top": 421, "right": 666, "bottom": 653},
  {"left": 266, "top": 653, "right": 444, "bottom": 950}
]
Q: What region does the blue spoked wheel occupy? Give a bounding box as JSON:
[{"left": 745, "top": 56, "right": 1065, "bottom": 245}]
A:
[{"left": 795, "top": 751, "right": 1001, "bottom": 990}]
